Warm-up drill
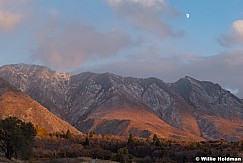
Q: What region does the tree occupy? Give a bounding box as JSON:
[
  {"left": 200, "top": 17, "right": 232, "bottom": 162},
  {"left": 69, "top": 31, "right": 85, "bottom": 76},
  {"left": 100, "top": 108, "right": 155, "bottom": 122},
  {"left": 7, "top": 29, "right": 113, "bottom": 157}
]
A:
[
  {"left": 118, "top": 147, "right": 128, "bottom": 155},
  {"left": 153, "top": 134, "right": 158, "bottom": 142},
  {"left": 128, "top": 134, "right": 134, "bottom": 144},
  {"left": 152, "top": 134, "right": 160, "bottom": 146},
  {"left": 84, "top": 137, "right": 90, "bottom": 146},
  {"left": 65, "top": 129, "right": 71, "bottom": 139},
  {"left": 89, "top": 132, "right": 94, "bottom": 138},
  {"left": 0, "top": 117, "right": 36, "bottom": 160},
  {"left": 155, "top": 139, "right": 161, "bottom": 146},
  {"left": 35, "top": 125, "right": 48, "bottom": 137},
  {"left": 117, "top": 147, "right": 129, "bottom": 163}
]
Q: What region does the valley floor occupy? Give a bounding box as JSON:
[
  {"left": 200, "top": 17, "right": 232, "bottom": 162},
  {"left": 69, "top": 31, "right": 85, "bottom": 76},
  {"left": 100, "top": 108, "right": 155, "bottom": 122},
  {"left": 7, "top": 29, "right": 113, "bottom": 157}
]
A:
[
  {"left": 1, "top": 134, "right": 243, "bottom": 162},
  {"left": 0, "top": 156, "right": 118, "bottom": 163},
  {"left": 34, "top": 134, "right": 243, "bottom": 163}
]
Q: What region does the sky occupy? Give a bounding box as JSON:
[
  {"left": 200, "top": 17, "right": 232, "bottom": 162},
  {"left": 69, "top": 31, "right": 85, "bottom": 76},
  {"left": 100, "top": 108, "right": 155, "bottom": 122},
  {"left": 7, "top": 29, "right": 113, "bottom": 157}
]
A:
[{"left": 0, "top": 0, "right": 243, "bottom": 97}]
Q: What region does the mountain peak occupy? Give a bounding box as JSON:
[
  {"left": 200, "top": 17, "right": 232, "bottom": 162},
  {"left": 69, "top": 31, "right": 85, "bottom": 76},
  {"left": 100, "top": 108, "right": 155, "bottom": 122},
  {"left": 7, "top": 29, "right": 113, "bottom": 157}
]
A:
[
  {"left": 185, "top": 75, "right": 196, "bottom": 80},
  {"left": 179, "top": 76, "right": 200, "bottom": 83}
]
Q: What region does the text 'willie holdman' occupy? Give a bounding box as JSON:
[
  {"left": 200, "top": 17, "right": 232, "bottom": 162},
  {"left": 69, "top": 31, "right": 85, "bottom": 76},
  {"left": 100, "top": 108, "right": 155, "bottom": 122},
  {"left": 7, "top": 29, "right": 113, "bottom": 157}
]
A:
[{"left": 195, "top": 156, "right": 242, "bottom": 162}]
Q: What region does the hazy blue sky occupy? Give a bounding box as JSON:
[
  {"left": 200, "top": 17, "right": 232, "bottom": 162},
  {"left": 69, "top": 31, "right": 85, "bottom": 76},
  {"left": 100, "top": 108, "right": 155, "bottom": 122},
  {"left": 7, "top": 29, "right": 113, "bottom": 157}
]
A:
[{"left": 0, "top": 0, "right": 243, "bottom": 97}]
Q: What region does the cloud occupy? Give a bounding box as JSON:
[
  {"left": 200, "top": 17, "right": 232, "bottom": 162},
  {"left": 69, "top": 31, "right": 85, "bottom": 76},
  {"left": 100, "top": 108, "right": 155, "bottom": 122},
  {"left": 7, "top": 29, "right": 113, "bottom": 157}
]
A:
[
  {"left": 32, "top": 20, "right": 133, "bottom": 69},
  {"left": 0, "top": 1, "right": 23, "bottom": 32},
  {"left": 218, "top": 19, "right": 243, "bottom": 47},
  {"left": 84, "top": 49, "right": 243, "bottom": 98},
  {"left": 0, "top": 11, "right": 22, "bottom": 31},
  {"left": 106, "top": 0, "right": 184, "bottom": 39},
  {"left": 107, "top": 0, "right": 164, "bottom": 7}
]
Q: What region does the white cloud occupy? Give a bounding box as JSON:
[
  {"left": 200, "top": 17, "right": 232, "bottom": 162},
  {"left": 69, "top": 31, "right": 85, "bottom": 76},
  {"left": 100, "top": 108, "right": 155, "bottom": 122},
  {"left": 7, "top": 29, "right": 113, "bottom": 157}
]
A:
[
  {"left": 107, "top": 0, "right": 164, "bottom": 8},
  {"left": 218, "top": 19, "right": 243, "bottom": 47},
  {"left": 32, "top": 20, "right": 133, "bottom": 69},
  {"left": 106, "top": 0, "right": 183, "bottom": 39},
  {"left": 0, "top": 11, "right": 21, "bottom": 31},
  {"left": 232, "top": 20, "right": 243, "bottom": 37},
  {"left": 0, "top": 1, "right": 23, "bottom": 32}
]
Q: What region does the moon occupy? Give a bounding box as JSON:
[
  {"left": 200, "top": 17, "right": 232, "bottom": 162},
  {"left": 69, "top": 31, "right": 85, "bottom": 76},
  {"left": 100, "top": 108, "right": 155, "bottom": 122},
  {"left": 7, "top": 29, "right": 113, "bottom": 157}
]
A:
[{"left": 186, "top": 13, "right": 190, "bottom": 19}]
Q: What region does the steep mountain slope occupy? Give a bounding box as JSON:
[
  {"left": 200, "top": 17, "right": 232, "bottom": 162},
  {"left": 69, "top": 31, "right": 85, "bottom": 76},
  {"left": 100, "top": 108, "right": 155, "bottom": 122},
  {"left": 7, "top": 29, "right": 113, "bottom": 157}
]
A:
[
  {"left": 0, "top": 64, "right": 242, "bottom": 141},
  {"left": 0, "top": 64, "right": 71, "bottom": 119},
  {"left": 169, "top": 76, "right": 243, "bottom": 141},
  {"left": 0, "top": 78, "right": 80, "bottom": 134},
  {"left": 172, "top": 76, "right": 243, "bottom": 120}
]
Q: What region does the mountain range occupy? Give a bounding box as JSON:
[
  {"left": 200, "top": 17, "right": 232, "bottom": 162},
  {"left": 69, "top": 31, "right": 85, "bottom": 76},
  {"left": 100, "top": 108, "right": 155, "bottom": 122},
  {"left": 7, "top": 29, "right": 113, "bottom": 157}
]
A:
[{"left": 0, "top": 64, "right": 242, "bottom": 141}]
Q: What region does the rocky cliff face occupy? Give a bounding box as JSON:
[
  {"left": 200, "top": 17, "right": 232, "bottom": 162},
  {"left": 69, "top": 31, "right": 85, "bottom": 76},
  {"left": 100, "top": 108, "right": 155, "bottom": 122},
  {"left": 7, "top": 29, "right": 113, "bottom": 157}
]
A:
[{"left": 0, "top": 64, "right": 242, "bottom": 141}]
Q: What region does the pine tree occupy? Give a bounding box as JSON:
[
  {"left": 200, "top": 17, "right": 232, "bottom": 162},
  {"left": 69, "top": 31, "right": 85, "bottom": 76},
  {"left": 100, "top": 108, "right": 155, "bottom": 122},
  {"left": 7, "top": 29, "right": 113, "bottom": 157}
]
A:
[
  {"left": 152, "top": 134, "right": 160, "bottom": 146},
  {"left": 84, "top": 137, "right": 90, "bottom": 146},
  {"left": 128, "top": 134, "right": 134, "bottom": 144},
  {"left": 65, "top": 129, "right": 71, "bottom": 139},
  {"left": 153, "top": 134, "right": 158, "bottom": 142},
  {"left": 0, "top": 117, "right": 36, "bottom": 160}
]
